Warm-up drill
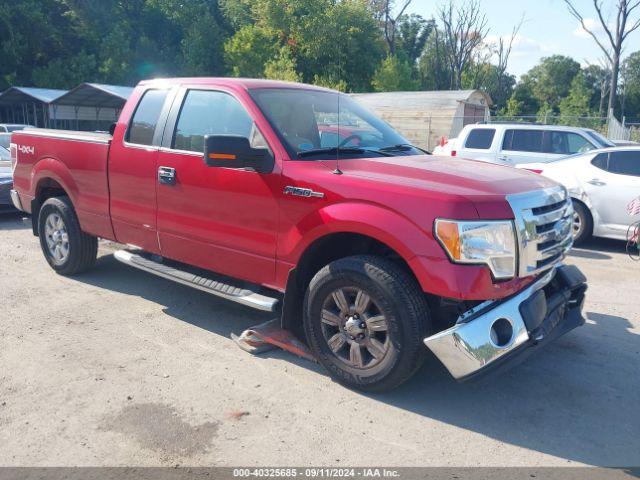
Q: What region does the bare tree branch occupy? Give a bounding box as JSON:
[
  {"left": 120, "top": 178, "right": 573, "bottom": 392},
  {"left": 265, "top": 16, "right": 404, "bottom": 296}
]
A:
[
  {"left": 563, "top": 0, "right": 612, "bottom": 63},
  {"left": 563, "top": 0, "right": 640, "bottom": 113},
  {"left": 382, "top": 0, "right": 413, "bottom": 55}
]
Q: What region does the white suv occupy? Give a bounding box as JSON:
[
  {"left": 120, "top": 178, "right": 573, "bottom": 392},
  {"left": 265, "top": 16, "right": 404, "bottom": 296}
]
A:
[{"left": 434, "top": 123, "right": 615, "bottom": 165}]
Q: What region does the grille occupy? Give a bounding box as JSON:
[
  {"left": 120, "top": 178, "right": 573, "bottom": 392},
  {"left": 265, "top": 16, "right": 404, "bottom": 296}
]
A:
[{"left": 506, "top": 186, "right": 574, "bottom": 277}]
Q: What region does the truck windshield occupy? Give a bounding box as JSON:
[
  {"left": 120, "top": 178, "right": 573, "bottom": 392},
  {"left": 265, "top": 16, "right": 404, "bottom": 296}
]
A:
[{"left": 249, "top": 88, "right": 423, "bottom": 160}]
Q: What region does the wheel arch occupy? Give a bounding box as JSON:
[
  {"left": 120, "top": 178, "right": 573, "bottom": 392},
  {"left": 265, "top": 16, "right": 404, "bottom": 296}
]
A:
[{"left": 31, "top": 177, "right": 74, "bottom": 236}]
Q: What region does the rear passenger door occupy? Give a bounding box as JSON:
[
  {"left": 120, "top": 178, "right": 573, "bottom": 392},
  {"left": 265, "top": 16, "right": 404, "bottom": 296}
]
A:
[
  {"left": 581, "top": 150, "right": 640, "bottom": 233},
  {"left": 499, "top": 129, "right": 545, "bottom": 165},
  {"left": 108, "top": 88, "right": 175, "bottom": 253}
]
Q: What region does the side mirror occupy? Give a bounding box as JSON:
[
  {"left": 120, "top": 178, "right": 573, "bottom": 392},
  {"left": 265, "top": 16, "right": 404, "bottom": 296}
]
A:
[{"left": 204, "top": 135, "right": 274, "bottom": 174}]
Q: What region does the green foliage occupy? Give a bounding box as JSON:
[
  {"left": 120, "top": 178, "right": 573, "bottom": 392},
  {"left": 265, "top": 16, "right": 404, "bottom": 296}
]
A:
[
  {"left": 225, "top": 26, "right": 278, "bottom": 78},
  {"left": 559, "top": 72, "right": 592, "bottom": 118},
  {"left": 524, "top": 55, "right": 581, "bottom": 113},
  {"left": 372, "top": 55, "right": 418, "bottom": 92},
  {"left": 264, "top": 47, "right": 302, "bottom": 82},
  {"left": 0, "top": 0, "right": 637, "bottom": 122},
  {"left": 622, "top": 51, "right": 640, "bottom": 120},
  {"left": 504, "top": 81, "right": 539, "bottom": 116}
]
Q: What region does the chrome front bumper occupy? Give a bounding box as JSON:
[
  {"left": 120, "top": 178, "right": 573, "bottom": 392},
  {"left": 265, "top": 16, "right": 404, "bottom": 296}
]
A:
[
  {"left": 423, "top": 265, "right": 587, "bottom": 380},
  {"left": 9, "top": 189, "right": 23, "bottom": 211}
]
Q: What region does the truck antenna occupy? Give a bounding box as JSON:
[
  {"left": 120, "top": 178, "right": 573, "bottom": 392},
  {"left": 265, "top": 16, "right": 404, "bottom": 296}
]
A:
[{"left": 333, "top": 31, "right": 343, "bottom": 176}]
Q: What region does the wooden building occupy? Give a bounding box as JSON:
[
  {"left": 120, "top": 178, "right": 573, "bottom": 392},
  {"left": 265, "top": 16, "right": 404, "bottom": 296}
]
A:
[{"left": 352, "top": 90, "right": 492, "bottom": 151}]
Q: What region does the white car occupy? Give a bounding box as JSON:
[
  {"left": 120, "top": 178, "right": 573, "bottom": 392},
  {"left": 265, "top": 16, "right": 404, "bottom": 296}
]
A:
[
  {"left": 517, "top": 147, "right": 640, "bottom": 244},
  {"left": 433, "top": 123, "right": 615, "bottom": 165}
]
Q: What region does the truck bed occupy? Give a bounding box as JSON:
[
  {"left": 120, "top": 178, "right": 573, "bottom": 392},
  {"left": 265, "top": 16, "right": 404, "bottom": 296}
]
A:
[
  {"left": 11, "top": 128, "right": 115, "bottom": 240},
  {"left": 18, "top": 128, "right": 113, "bottom": 145}
]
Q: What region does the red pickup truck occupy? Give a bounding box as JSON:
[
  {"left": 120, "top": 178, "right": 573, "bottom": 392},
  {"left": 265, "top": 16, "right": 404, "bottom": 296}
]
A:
[{"left": 9, "top": 78, "right": 587, "bottom": 391}]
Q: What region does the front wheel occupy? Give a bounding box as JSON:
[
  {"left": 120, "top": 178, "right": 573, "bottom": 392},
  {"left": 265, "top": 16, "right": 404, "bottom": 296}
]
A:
[
  {"left": 303, "top": 255, "right": 430, "bottom": 392},
  {"left": 572, "top": 200, "right": 593, "bottom": 245},
  {"left": 38, "top": 196, "right": 98, "bottom": 275}
]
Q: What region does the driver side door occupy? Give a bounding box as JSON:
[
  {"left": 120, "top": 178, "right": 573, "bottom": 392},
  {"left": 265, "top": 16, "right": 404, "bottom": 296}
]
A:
[{"left": 155, "top": 87, "right": 281, "bottom": 287}]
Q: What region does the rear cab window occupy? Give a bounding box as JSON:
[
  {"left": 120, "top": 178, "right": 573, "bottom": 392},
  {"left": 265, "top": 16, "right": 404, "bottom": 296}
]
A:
[
  {"left": 126, "top": 89, "right": 170, "bottom": 146},
  {"left": 464, "top": 128, "right": 495, "bottom": 149}
]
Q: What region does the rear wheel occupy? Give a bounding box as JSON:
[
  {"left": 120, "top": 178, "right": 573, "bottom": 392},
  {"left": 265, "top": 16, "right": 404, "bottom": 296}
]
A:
[
  {"left": 303, "top": 255, "right": 430, "bottom": 392},
  {"left": 572, "top": 200, "right": 593, "bottom": 245},
  {"left": 38, "top": 196, "right": 98, "bottom": 275}
]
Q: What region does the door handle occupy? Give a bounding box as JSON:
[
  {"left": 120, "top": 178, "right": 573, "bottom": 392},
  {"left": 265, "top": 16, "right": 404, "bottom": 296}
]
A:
[
  {"left": 158, "top": 166, "right": 176, "bottom": 185},
  {"left": 587, "top": 178, "right": 606, "bottom": 186},
  {"left": 497, "top": 155, "right": 510, "bottom": 163}
]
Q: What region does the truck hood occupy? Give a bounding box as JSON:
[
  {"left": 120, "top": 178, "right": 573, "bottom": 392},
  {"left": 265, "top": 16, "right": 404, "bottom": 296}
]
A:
[{"left": 338, "top": 155, "right": 560, "bottom": 218}]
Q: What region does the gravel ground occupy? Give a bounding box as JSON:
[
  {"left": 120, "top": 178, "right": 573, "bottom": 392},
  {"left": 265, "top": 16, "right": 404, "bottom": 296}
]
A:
[{"left": 0, "top": 211, "right": 638, "bottom": 467}]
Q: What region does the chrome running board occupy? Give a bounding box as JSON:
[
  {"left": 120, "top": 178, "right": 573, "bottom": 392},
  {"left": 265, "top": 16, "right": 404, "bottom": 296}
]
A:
[{"left": 113, "top": 250, "right": 279, "bottom": 312}]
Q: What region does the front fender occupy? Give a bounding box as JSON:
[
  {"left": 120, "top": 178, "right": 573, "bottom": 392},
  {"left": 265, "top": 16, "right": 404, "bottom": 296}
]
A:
[{"left": 278, "top": 200, "right": 447, "bottom": 280}]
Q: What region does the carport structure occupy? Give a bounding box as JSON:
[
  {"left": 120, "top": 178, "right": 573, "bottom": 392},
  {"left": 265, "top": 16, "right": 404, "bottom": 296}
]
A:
[
  {"left": 0, "top": 87, "right": 67, "bottom": 128},
  {"left": 50, "top": 83, "right": 134, "bottom": 131}
]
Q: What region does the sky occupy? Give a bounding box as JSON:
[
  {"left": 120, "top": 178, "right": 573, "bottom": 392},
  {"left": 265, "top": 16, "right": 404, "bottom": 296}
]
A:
[{"left": 406, "top": 0, "right": 640, "bottom": 77}]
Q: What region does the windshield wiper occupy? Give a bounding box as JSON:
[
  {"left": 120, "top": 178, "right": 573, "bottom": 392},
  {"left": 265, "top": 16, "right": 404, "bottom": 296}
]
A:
[
  {"left": 297, "top": 147, "right": 394, "bottom": 158},
  {"left": 379, "top": 143, "right": 429, "bottom": 154}
]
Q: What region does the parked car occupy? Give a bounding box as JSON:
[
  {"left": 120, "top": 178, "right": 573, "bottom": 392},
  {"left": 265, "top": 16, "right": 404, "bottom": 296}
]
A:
[
  {"left": 433, "top": 123, "right": 615, "bottom": 165},
  {"left": 0, "top": 163, "right": 15, "bottom": 211},
  {"left": 0, "top": 124, "right": 30, "bottom": 133},
  {"left": 0, "top": 145, "right": 10, "bottom": 163},
  {"left": 517, "top": 147, "right": 640, "bottom": 244},
  {"left": 10, "top": 78, "right": 586, "bottom": 391},
  {"left": 0, "top": 133, "right": 11, "bottom": 150}
]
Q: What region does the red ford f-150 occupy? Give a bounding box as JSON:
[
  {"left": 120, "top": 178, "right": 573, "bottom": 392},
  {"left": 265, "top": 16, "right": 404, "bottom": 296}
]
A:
[{"left": 9, "top": 78, "right": 587, "bottom": 391}]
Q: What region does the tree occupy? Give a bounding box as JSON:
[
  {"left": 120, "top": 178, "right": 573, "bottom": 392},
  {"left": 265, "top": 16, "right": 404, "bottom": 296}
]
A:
[
  {"left": 563, "top": 0, "right": 640, "bottom": 114},
  {"left": 504, "top": 81, "right": 539, "bottom": 116},
  {"left": 621, "top": 50, "right": 640, "bottom": 118},
  {"left": 559, "top": 72, "right": 593, "bottom": 118},
  {"left": 583, "top": 61, "right": 611, "bottom": 116},
  {"left": 437, "top": 0, "right": 489, "bottom": 89},
  {"left": 380, "top": 0, "right": 413, "bottom": 55},
  {"left": 396, "top": 14, "right": 434, "bottom": 66},
  {"left": 224, "top": 0, "right": 383, "bottom": 92},
  {"left": 525, "top": 55, "right": 581, "bottom": 112},
  {"left": 264, "top": 47, "right": 302, "bottom": 82},
  {"left": 372, "top": 55, "right": 418, "bottom": 91}
]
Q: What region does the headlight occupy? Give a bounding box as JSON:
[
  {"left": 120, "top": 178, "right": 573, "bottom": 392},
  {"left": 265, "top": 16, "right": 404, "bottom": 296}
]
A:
[{"left": 435, "top": 219, "right": 517, "bottom": 279}]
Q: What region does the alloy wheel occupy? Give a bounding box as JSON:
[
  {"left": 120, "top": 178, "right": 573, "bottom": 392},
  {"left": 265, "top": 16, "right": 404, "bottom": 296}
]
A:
[{"left": 320, "top": 287, "right": 390, "bottom": 369}]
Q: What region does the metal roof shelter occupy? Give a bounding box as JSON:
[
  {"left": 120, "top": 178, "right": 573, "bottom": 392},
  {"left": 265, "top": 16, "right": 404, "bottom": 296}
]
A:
[
  {"left": 49, "top": 83, "right": 134, "bottom": 131},
  {"left": 53, "top": 83, "right": 134, "bottom": 109},
  {"left": 0, "top": 87, "right": 68, "bottom": 128},
  {"left": 352, "top": 90, "right": 492, "bottom": 151}
]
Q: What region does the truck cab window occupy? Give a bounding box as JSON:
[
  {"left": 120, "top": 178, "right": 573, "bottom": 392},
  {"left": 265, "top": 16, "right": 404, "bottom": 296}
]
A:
[
  {"left": 173, "top": 90, "right": 261, "bottom": 153},
  {"left": 127, "top": 89, "right": 169, "bottom": 146}
]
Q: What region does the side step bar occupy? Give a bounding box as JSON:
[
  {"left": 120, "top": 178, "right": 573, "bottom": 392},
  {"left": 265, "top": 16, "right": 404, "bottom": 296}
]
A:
[{"left": 113, "top": 250, "right": 279, "bottom": 312}]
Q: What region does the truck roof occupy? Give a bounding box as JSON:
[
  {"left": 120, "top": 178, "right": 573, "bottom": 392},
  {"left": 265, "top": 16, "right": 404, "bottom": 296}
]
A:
[{"left": 138, "top": 77, "right": 335, "bottom": 92}]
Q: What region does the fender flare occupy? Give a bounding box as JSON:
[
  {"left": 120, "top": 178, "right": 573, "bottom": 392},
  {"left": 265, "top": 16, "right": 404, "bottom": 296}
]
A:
[{"left": 279, "top": 201, "right": 439, "bottom": 267}]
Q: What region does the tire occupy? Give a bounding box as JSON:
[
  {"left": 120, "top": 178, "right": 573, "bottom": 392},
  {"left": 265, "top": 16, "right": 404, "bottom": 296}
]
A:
[
  {"left": 303, "top": 255, "right": 430, "bottom": 392},
  {"left": 572, "top": 199, "right": 593, "bottom": 246},
  {"left": 38, "top": 196, "right": 98, "bottom": 275}
]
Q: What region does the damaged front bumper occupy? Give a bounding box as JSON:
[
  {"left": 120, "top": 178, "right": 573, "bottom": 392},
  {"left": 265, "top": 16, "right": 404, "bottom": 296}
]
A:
[{"left": 423, "top": 264, "right": 587, "bottom": 381}]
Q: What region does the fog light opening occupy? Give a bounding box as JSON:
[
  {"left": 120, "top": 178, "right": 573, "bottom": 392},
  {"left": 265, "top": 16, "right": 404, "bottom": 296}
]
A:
[{"left": 490, "top": 318, "right": 513, "bottom": 348}]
